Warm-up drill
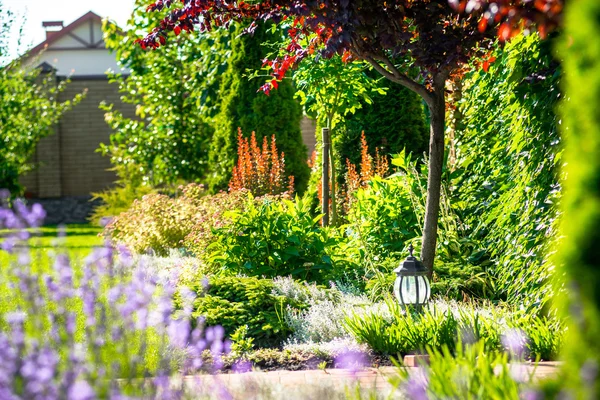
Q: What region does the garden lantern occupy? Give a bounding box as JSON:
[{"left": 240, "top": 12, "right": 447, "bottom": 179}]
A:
[{"left": 394, "top": 244, "right": 430, "bottom": 309}]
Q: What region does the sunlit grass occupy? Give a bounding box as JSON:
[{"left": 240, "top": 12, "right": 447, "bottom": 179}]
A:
[{"left": 0, "top": 224, "right": 168, "bottom": 379}]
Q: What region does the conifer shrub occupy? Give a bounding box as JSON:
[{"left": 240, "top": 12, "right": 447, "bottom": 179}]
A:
[
  {"left": 189, "top": 275, "right": 306, "bottom": 346},
  {"left": 334, "top": 81, "right": 429, "bottom": 184},
  {"left": 208, "top": 22, "right": 309, "bottom": 194}
]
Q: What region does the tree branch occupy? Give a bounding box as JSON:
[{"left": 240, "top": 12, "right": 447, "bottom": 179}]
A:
[{"left": 362, "top": 53, "right": 434, "bottom": 106}]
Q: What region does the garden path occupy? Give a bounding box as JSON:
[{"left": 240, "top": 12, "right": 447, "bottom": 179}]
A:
[{"left": 181, "top": 362, "right": 561, "bottom": 399}]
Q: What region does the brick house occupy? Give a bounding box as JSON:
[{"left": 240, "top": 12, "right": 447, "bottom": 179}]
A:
[
  {"left": 20, "top": 11, "right": 135, "bottom": 223},
  {"left": 19, "top": 11, "right": 317, "bottom": 224}
]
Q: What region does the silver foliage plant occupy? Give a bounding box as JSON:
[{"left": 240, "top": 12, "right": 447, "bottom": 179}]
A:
[{"left": 272, "top": 277, "right": 389, "bottom": 344}]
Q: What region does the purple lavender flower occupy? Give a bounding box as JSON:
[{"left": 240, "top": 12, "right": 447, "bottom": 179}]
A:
[
  {"left": 402, "top": 368, "right": 429, "bottom": 400},
  {"left": 117, "top": 244, "right": 133, "bottom": 268},
  {"left": 520, "top": 388, "right": 544, "bottom": 400},
  {"left": 99, "top": 216, "right": 112, "bottom": 228},
  {"left": 17, "top": 250, "right": 30, "bottom": 265},
  {"left": 68, "top": 380, "right": 95, "bottom": 400},
  {"left": 25, "top": 203, "right": 46, "bottom": 227},
  {"left": 333, "top": 348, "right": 369, "bottom": 373},
  {"left": 502, "top": 328, "right": 527, "bottom": 358},
  {"left": 168, "top": 319, "right": 190, "bottom": 348},
  {"left": 231, "top": 359, "right": 253, "bottom": 374},
  {"left": 1, "top": 237, "right": 17, "bottom": 252},
  {"left": 179, "top": 286, "right": 197, "bottom": 318}
]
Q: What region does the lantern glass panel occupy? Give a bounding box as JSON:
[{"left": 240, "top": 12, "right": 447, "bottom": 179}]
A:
[{"left": 394, "top": 275, "right": 430, "bottom": 305}]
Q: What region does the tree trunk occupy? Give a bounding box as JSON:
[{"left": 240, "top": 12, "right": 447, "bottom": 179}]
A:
[
  {"left": 420, "top": 75, "right": 446, "bottom": 278},
  {"left": 329, "top": 143, "right": 338, "bottom": 226},
  {"left": 321, "top": 127, "right": 330, "bottom": 226}
]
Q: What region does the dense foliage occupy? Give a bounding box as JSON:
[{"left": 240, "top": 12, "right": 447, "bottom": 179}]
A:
[
  {"left": 209, "top": 196, "right": 342, "bottom": 283},
  {"left": 208, "top": 22, "right": 309, "bottom": 194},
  {"left": 336, "top": 81, "right": 429, "bottom": 178},
  {"left": 556, "top": 0, "right": 600, "bottom": 395},
  {"left": 105, "top": 184, "right": 248, "bottom": 256},
  {"left": 101, "top": 0, "right": 222, "bottom": 186},
  {"left": 451, "top": 34, "right": 561, "bottom": 309},
  {"left": 137, "top": 0, "right": 513, "bottom": 272},
  {"left": 345, "top": 300, "right": 563, "bottom": 360}
]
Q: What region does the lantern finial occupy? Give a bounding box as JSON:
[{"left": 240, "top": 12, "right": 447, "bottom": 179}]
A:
[{"left": 408, "top": 243, "right": 414, "bottom": 257}]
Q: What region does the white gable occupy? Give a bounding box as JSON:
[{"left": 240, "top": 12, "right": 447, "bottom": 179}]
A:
[
  {"left": 49, "top": 18, "right": 105, "bottom": 50},
  {"left": 25, "top": 15, "right": 128, "bottom": 77}
]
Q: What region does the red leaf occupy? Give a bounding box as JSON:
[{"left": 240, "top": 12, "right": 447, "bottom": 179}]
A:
[
  {"left": 498, "top": 23, "right": 511, "bottom": 41},
  {"left": 538, "top": 24, "right": 548, "bottom": 39},
  {"left": 478, "top": 17, "right": 488, "bottom": 33},
  {"left": 174, "top": 26, "right": 181, "bottom": 36},
  {"left": 482, "top": 61, "right": 490, "bottom": 73},
  {"left": 271, "top": 79, "right": 279, "bottom": 89},
  {"left": 342, "top": 50, "right": 351, "bottom": 63}
]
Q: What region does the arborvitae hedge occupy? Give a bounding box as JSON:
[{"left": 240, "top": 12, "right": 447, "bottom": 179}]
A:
[
  {"left": 305, "top": 80, "right": 428, "bottom": 213},
  {"left": 207, "top": 22, "right": 309, "bottom": 194},
  {"left": 334, "top": 81, "right": 429, "bottom": 175},
  {"left": 555, "top": 0, "right": 600, "bottom": 396}
]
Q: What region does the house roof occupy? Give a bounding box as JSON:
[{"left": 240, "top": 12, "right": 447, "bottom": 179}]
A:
[{"left": 27, "top": 11, "right": 104, "bottom": 56}]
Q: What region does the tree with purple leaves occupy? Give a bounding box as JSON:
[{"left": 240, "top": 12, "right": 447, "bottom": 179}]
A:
[{"left": 137, "top": 0, "right": 560, "bottom": 274}]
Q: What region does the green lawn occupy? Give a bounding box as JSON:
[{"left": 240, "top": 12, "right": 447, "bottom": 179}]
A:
[
  {"left": 0, "top": 224, "right": 103, "bottom": 270},
  {"left": 0, "top": 224, "right": 103, "bottom": 323}
]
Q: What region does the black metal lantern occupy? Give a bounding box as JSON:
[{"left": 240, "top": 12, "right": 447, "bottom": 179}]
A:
[{"left": 394, "top": 244, "right": 431, "bottom": 309}]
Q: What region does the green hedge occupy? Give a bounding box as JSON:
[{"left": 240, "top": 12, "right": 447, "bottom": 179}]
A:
[
  {"left": 555, "top": 0, "right": 600, "bottom": 396},
  {"left": 451, "top": 34, "right": 561, "bottom": 310},
  {"left": 208, "top": 22, "right": 309, "bottom": 194},
  {"left": 335, "top": 80, "right": 429, "bottom": 178}
]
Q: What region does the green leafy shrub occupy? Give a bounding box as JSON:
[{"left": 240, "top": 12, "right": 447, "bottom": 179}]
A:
[
  {"left": 344, "top": 175, "right": 420, "bottom": 263},
  {"left": 105, "top": 192, "right": 196, "bottom": 255},
  {"left": 90, "top": 182, "right": 156, "bottom": 225},
  {"left": 180, "top": 191, "right": 250, "bottom": 258},
  {"left": 190, "top": 275, "right": 305, "bottom": 346},
  {"left": 209, "top": 196, "right": 342, "bottom": 283},
  {"left": 229, "top": 325, "right": 255, "bottom": 358},
  {"left": 345, "top": 300, "right": 563, "bottom": 360},
  {"left": 106, "top": 184, "right": 247, "bottom": 256}
]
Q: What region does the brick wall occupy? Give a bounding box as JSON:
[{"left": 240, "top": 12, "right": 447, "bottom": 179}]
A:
[
  {"left": 300, "top": 116, "right": 317, "bottom": 157},
  {"left": 23, "top": 84, "right": 317, "bottom": 199},
  {"left": 20, "top": 77, "right": 135, "bottom": 198}
]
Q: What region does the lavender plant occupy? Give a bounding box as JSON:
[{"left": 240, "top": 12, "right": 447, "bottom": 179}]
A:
[{"left": 0, "top": 198, "right": 231, "bottom": 398}]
